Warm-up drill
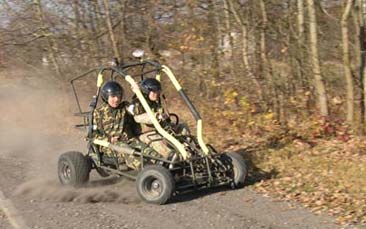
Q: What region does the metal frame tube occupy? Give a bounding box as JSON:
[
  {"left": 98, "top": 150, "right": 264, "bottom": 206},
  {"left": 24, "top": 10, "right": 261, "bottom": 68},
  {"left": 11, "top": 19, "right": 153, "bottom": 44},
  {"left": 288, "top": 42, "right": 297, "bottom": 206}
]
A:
[{"left": 161, "top": 65, "right": 210, "bottom": 155}]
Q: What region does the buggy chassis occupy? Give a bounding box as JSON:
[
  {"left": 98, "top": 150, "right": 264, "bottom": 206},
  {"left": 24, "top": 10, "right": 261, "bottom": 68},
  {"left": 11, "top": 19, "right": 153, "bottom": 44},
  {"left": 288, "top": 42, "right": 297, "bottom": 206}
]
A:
[{"left": 58, "top": 54, "right": 247, "bottom": 204}]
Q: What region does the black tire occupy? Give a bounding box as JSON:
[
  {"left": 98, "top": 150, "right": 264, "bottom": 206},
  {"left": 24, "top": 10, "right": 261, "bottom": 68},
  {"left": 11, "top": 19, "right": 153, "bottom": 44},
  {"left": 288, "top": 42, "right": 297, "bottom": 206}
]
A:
[
  {"left": 225, "top": 152, "right": 247, "bottom": 188},
  {"left": 136, "top": 165, "right": 175, "bottom": 205},
  {"left": 58, "top": 151, "right": 91, "bottom": 186}
]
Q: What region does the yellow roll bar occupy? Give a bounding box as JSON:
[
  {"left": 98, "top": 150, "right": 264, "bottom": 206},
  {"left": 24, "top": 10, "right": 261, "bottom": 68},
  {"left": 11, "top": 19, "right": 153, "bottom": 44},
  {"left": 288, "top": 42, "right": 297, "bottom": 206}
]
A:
[{"left": 161, "top": 65, "right": 210, "bottom": 155}]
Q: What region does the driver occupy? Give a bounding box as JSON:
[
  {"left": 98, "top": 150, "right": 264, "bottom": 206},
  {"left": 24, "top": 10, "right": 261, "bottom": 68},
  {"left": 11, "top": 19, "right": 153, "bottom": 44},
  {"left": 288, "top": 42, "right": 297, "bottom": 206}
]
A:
[
  {"left": 93, "top": 81, "right": 140, "bottom": 169},
  {"left": 127, "top": 78, "right": 173, "bottom": 159}
]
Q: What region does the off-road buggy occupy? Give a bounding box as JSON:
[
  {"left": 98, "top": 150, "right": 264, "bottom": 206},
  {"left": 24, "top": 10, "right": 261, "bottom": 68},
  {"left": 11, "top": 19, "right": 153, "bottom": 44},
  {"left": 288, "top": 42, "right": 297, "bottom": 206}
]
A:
[{"left": 58, "top": 50, "right": 248, "bottom": 204}]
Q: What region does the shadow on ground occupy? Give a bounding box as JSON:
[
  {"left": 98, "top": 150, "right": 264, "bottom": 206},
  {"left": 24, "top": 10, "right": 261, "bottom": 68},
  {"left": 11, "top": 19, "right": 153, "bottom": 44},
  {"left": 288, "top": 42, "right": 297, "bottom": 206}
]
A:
[
  {"left": 234, "top": 148, "right": 278, "bottom": 186},
  {"left": 171, "top": 185, "right": 231, "bottom": 204}
]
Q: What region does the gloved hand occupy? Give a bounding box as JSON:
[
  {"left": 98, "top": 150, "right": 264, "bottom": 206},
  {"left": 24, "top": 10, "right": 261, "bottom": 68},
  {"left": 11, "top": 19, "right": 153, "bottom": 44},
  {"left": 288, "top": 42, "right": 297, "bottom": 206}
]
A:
[
  {"left": 156, "top": 112, "right": 170, "bottom": 121},
  {"left": 110, "top": 136, "right": 120, "bottom": 143}
]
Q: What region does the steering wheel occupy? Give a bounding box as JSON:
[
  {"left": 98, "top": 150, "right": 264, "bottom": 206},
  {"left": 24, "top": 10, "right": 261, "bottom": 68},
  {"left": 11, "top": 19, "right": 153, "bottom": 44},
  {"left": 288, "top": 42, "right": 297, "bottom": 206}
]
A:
[{"left": 168, "top": 113, "right": 179, "bottom": 126}]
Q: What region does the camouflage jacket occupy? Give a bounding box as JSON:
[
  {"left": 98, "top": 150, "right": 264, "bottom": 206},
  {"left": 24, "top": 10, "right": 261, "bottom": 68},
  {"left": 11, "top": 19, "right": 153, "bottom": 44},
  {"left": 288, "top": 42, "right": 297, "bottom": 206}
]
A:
[
  {"left": 127, "top": 97, "right": 164, "bottom": 133},
  {"left": 92, "top": 101, "right": 130, "bottom": 142}
]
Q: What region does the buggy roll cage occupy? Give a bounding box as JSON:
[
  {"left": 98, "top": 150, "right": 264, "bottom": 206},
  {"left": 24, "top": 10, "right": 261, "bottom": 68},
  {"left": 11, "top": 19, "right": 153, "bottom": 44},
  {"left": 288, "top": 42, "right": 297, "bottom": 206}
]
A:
[{"left": 70, "top": 60, "right": 210, "bottom": 160}]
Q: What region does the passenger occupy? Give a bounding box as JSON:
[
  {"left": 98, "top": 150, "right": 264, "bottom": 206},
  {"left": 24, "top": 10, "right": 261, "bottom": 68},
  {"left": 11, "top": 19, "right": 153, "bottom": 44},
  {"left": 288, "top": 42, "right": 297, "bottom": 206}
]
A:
[
  {"left": 127, "top": 78, "right": 173, "bottom": 159},
  {"left": 127, "top": 78, "right": 190, "bottom": 159}
]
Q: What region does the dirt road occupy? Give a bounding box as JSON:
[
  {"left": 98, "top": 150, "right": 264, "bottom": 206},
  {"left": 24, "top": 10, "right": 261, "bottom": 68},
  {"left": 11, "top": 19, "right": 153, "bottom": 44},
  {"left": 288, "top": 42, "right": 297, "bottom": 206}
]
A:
[{"left": 0, "top": 70, "right": 347, "bottom": 228}]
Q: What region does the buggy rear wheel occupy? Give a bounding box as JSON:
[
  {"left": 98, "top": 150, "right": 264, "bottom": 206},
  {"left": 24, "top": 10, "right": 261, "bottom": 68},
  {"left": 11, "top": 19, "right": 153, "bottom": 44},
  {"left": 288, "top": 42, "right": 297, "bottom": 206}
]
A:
[
  {"left": 225, "top": 152, "right": 247, "bottom": 188},
  {"left": 136, "top": 165, "right": 174, "bottom": 205},
  {"left": 58, "top": 151, "right": 91, "bottom": 186}
]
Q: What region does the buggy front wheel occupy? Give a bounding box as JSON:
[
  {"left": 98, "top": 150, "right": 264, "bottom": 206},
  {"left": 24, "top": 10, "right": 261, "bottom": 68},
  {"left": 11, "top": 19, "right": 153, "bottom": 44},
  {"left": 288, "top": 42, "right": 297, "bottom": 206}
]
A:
[
  {"left": 136, "top": 165, "right": 175, "bottom": 205},
  {"left": 225, "top": 152, "right": 247, "bottom": 188}
]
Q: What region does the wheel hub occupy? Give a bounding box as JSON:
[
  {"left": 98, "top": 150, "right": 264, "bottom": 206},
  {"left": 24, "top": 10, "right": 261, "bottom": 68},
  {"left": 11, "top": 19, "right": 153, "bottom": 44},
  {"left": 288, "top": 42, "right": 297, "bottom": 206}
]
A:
[
  {"left": 62, "top": 162, "right": 71, "bottom": 179},
  {"left": 152, "top": 180, "right": 160, "bottom": 190},
  {"left": 143, "top": 177, "right": 163, "bottom": 198}
]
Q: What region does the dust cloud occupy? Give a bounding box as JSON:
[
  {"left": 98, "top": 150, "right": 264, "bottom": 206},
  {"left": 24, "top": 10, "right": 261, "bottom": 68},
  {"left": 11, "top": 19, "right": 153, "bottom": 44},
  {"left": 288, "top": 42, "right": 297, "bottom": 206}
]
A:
[
  {"left": 14, "top": 179, "right": 140, "bottom": 204},
  {"left": 0, "top": 68, "right": 138, "bottom": 204}
]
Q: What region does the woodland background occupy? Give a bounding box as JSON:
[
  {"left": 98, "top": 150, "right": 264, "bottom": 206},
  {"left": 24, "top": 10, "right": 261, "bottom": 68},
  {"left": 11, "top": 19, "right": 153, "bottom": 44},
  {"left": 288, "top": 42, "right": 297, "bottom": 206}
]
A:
[{"left": 1, "top": 0, "right": 366, "bottom": 225}]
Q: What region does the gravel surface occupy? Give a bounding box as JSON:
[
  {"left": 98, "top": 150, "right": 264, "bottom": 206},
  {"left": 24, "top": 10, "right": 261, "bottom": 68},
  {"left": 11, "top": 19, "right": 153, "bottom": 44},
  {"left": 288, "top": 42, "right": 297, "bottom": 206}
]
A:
[{"left": 0, "top": 71, "right": 351, "bottom": 229}]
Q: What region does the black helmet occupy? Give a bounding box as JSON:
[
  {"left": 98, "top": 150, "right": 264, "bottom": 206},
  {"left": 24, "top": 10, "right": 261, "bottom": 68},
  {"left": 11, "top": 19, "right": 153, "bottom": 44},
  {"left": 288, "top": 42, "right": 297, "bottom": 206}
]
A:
[
  {"left": 140, "top": 78, "right": 161, "bottom": 95},
  {"left": 101, "top": 81, "right": 123, "bottom": 102}
]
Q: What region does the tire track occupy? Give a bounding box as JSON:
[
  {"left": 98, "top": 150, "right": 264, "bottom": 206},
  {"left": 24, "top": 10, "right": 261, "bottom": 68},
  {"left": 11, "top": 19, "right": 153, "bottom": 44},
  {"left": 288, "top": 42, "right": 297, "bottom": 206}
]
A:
[{"left": 0, "top": 190, "right": 28, "bottom": 229}]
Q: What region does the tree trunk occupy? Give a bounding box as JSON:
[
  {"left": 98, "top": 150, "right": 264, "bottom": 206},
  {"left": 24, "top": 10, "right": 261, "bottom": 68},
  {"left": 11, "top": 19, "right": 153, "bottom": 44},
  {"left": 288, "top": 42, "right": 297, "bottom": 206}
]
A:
[
  {"left": 93, "top": 0, "right": 107, "bottom": 59},
  {"left": 341, "top": 0, "right": 355, "bottom": 126},
  {"left": 298, "top": 0, "right": 305, "bottom": 44},
  {"left": 102, "top": 0, "right": 121, "bottom": 61},
  {"left": 352, "top": 2, "right": 361, "bottom": 133},
  {"left": 72, "top": 0, "right": 89, "bottom": 66},
  {"left": 297, "top": 0, "right": 307, "bottom": 90},
  {"left": 34, "top": 0, "right": 62, "bottom": 78},
  {"left": 362, "top": 0, "right": 366, "bottom": 132},
  {"left": 207, "top": 0, "right": 221, "bottom": 86},
  {"left": 259, "top": 0, "right": 268, "bottom": 81},
  {"left": 117, "top": 0, "right": 127, "bottom": 61},
  {"left": 226, "top": 0, "right": 263, "bottom": 102},
  {"left": 259, "top": 0, "right": 278, "bottom": 113},
  {"left": 87, "top": 0, "right": 103, "bottom": 65},
  {"left": 287, "top": 0, "right": 300, "bottom": 96},
  {"left": 306, "top": 0, "right": 329, "bottom": 116},
  {"left": 223, "top": 0, "right": 236, "bottom": 79},
  {"left": 355, "top": 0, "right": 366, "bottom": 132},
  {"left": 72, "top": 0, "right": 82, "bottom": 50}
]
